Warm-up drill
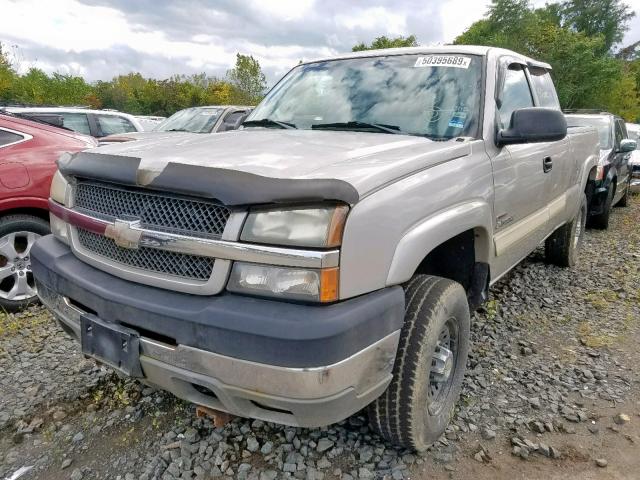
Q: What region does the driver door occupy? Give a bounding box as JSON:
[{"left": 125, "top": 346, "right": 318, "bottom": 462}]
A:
[{"left": 491, "top": 62, "right": 551, "bottom": 274}]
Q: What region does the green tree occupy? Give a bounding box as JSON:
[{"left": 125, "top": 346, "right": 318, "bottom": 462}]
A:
[
  {"left": 0, "top": 42, "right": 16, "bottom": 102},
  {"left": 560, "top": 0, "right": 635, "bottom": 52},
  {"left": 454, "top": 0, "right": 625, "bottom": 109},
  {"left": 352, "top": 35, "right": 418, "bottom": 52},
  {"left": 226, "top": 53, "right": 267, "bottom": 104}
]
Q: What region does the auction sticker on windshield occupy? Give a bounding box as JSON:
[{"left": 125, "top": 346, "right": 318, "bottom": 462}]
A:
[{"left": 414, "top": 56, "right": 471, "bottom": 69}]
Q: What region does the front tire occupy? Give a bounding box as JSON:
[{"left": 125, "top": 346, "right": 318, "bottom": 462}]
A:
[
  {"left": 589, "top": 185, "right": 613, "bottom": 229},
  {"left": 545, "top": 194, "right": 587, "bottom": 267},
  {"left": 368, "top": 275, "right": 470, "bottom": 451},
  {"left": 0, "top": 215, "right": 50, "bottom": 312}
]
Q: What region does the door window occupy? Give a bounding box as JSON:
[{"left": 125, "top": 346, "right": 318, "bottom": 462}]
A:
[
  {"left": 614, "top": 120, "right": 624, "bottom": 149},
  {"left": 60, "top": 113, "right": 91, "bottom": 135},
  {"left": 0, "top": 129, "right": 24, "bottom": 147},
  {"left": 498, "top": 65, "right": 534, "bottom": 129},
  {"left": 95, "top": 115, "right": 136, "bottom": 136}
]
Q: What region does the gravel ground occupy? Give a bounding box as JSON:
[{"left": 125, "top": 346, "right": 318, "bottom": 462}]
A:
[{"left": 1, "top": 196, "right": 639, "bottom": 480}]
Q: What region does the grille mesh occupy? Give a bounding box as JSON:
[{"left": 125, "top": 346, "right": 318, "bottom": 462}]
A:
[
  {"left": 77, "top": 228, "right": 214, "bottom": 281},
  {"left": 74, "top": 181, "right": 230, "bottom": 238}
]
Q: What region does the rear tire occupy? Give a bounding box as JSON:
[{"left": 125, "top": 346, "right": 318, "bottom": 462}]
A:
[
  {"left": 0, "top": 215, "right": 50, "bottom": 312},
  {"left": 367, "top": 275, "right": 470, "bottom": 451},
  {"left": 545, "top": 194, "right": 587, "bottom": 267},
  {"left": 589, "top": 186, "right": 613, "bottom": 230}
]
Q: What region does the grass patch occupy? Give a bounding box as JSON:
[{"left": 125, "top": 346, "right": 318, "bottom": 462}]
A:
[{"left": 577, "top": 321, "right": 614, "bottom": 348}]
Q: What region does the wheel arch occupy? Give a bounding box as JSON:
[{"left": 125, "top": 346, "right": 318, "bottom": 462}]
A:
[{"left": 386, "top": 201, "right": 493, "bottom": 309}]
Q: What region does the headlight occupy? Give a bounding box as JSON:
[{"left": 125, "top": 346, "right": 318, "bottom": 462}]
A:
[
  {"left": 240, "top": 205, "right": 348, "bottom": 248},
  {"left": 227, "top": 262, "right": 339, "bottom": 302},
  {"left": 50, "top": 170, "right": 69, "bottom": 205},
  {"left": 50, "top": 213, "right": 70, "bottom": 245}
]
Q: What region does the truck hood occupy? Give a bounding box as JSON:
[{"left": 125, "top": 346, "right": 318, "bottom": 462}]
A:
[{"left": 91, "top": 129, "right": 471, "bottom": 198}]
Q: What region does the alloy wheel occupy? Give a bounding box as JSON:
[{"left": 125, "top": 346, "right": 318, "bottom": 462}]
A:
[{"left": 0, "top": 231, "right": 40, "bottom": 301}]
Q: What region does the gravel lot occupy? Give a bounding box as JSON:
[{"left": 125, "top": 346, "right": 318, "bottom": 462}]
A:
[{"left": 1, "top": 196, "right": 639, "bottom": 480}]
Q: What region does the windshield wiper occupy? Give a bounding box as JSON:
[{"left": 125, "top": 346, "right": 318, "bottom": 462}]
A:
[
  {"left": 312, "top": 121, "right": 401, "bottom": 134},
  {"left": 242, "top": 118, "right": 297, "bottom": 129},
  {"left": 165, "top": 128, "right": 191, "bottom": 132}
]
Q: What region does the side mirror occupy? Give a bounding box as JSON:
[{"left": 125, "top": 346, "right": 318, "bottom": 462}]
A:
[
  {"left": 496, "top": 107, "right": 567, "bottom": 146},
  {"left": 618, "top": 138, "right": 637, "bottom": 153}
]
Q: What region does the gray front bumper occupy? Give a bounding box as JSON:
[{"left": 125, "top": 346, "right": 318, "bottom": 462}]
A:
[{"left": 38, "top": 283, "right": 399, "bottom": 427}]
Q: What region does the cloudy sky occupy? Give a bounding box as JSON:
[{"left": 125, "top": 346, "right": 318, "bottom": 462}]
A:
[{"left": 1, "top": 0, "right": 639, "bottom": 85}]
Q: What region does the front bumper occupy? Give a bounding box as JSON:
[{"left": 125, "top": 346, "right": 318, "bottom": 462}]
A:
[{"left": 32, "top": 235, "right": 404, "bottom": 427}]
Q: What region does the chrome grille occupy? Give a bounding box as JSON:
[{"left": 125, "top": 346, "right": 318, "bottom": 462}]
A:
[
  {"left": 77, "top": 228, "right": 214, "bottom": 281},
  {"left": 74, "top": 181, "right": 230, "bottom": 238}
]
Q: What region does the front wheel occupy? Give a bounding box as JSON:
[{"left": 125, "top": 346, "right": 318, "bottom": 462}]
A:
[
  {"left": 0, "top": 215, "right": 50, "bottom": 312},
  {"left": 545, "top": 193, "right": 587, "bottom": 267},
  {"left": 368, "top": 275, "right": 470, "bottom": 451},
  {"left": 589, "top": 186, "right": 613, "bottom": 229}
]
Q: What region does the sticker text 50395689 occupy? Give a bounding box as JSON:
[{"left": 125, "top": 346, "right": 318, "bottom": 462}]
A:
[{"left": 414, "top": 56, "right": 471, "bottom": 69}]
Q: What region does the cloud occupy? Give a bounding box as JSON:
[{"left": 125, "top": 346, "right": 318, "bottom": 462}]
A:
[{"left": 1, "top": 0, "right": 639, "bottom": 86}]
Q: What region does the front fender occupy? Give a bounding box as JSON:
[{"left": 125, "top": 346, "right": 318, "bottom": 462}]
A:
[{"left": 386, "top": 201, "right": 493, "bottom": 286}]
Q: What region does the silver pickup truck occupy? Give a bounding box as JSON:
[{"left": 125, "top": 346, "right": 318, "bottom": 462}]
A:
[{"left": 31, "top": 46, "right": 599, "bottom": 451}]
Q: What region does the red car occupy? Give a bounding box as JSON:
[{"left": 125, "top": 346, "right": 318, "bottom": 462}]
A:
[{"left": 0, "top": 113, "right": 96, "bottom": 311}]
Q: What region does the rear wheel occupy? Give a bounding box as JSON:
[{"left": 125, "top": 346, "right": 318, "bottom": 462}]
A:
[
  {"left": 368, "top": 275, "right": 470, "bottom": 451},
  {"left": 589, "top": 186, "right": 613, "bottom": 230},
  {"left": 0, "top": 215, "right": 50, "bottom": 312},
  {"left": 545, "top": 194, "right": 587, "bottom": 267}
]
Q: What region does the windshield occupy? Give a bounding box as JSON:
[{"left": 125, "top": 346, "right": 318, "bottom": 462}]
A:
[
  {"left": 247, "top": 54, "right": 483, "bottom": 139},
  {"left": 154, "top": 107, "right": 223, "bottom": 133},
  {"left": 566, "top": 116, "right": 612, "bottom": 149}
]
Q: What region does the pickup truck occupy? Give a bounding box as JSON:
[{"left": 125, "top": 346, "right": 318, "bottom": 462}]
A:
[{"left": 31, "top": 46, "right": 599, "bottom": 451}]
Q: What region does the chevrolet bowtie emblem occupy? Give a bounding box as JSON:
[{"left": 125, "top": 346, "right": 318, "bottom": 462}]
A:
[{"left": 105, "top": 219, "right": 143, "bottom": 249}]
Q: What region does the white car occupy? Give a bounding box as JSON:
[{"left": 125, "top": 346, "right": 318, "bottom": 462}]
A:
[
  {"left": 627, "top": 122, "right": 640, "bottom": 192},
  {"left": 3, "top": 107, "right": 146, "bottom": 138},
  {"left": 99, "top": 106, "right": 252, "bottom": 144},
  {"left": 135, "top": 115, "right": 166, "bottom": 131}
]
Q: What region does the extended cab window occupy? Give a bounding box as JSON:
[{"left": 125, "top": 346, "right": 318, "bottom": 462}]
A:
[
  {"left": 248, "top": 54, "right": 483, "bottom": 139},
  {"left": 95, "top": 115, "right": 136, "bottom": 136},
  {"left": 0, "top": 129, "right": 24, "bottom": 147},
  {"left": 498, "top": 65, "right": 534, "bottom": 129},
  {"left": 60, "top": 113, "right": 91, "bottom": 135},
  {"left": 529, "top": 68, "right": 560, "bottom": 109}
]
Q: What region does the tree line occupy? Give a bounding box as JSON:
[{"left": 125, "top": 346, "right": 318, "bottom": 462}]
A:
[
  {"left": 354, "top": 0, "right": 639, "bottom": 122},
  {"left": 1, "top": 0, "right": 639, "bottom": 121},
  {"left": 0, "top": 50, "right": 267, "bottom": 117}
]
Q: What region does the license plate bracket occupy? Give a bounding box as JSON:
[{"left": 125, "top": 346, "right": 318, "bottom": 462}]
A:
[{"left": 80, "top": 314, "right": 143, "bottom": 377}]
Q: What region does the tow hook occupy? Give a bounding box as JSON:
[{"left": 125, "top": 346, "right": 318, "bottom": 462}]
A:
[{"left": 195, "top": 405, "right": 234, "bottom": 427}]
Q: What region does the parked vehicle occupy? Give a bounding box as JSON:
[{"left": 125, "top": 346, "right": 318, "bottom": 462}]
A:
[
  {"left": 99, "top": 106, "right": 252, "bottom": 144},
  {"left": 134, "top": 115, "right": 166, "bottom": 131},
  {"left": 0, "top": 113, "right": 96, "bottom": 311},
  {"left": 3, "top": 107, "right": 146, "bottom": 138},
  {"left": 565, "top": 112, "right": 635, "bottom": 228},
  {"left": 32, "top": 46, "right": 599, "bottom": 451},
  {"left": 626, "top": 122, "right": 640, "bottom": 193}
]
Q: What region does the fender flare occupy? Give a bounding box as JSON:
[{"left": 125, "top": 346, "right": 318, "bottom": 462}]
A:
[{"left": 386, "top": 200, "right": 493, "bottom": 286}]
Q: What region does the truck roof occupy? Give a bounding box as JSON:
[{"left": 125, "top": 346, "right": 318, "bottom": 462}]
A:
[{"left": 304, "top": 45, "right": 552, "bottom": 71}]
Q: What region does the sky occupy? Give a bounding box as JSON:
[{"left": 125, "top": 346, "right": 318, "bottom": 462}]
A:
[{"left": 1, "top": 0, "right": 639, "bottom": 85}]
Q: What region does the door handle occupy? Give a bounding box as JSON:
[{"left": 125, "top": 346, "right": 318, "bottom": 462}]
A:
[{"left": 543, "top": 156, "right": 553, "bottom": 173}]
